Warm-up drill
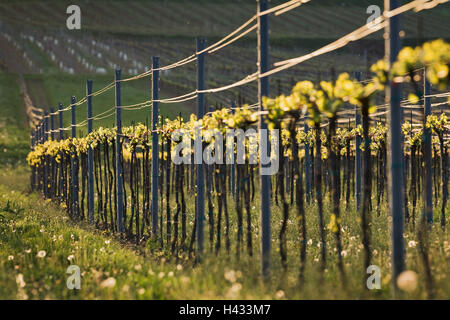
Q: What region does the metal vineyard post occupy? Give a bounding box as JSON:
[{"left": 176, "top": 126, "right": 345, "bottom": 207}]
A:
[
  {"left": 258, "top": 0, "right": 271, "bottom": 279},
  {"left": 115, "top": 69, "right": 125, "bottom": 233},
  {"left": 151, "top": 56, "right": 160, "bottom": 237},
  {"left": 354, "top": 71, "right": 362, "bottom": 210},
  {"left": 87, "top": 79, "right": 94, "bottom": 224},
  {"left": 196, "top": 37, "right": 206, "bottom": 257},
  {"left": 385, "top": 0, "right": 406, "bottom": 290},
  {"left": 71, "top": 96, "right": 79, "bottom": 218}
]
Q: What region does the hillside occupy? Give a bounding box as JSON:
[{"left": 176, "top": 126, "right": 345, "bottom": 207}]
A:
[
  {"left": 1, "top": 1, "right": 449, "bottom": 110},
  {"left": 1, "top": 1, "right": 448, "bottom": 40}
]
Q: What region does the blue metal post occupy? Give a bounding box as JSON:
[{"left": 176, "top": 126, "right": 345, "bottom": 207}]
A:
[
  {"left": 196, "top": 38, "right": 206, "bottom": 257},
  {"left": 50, "top": 108, "right": 55, "bottom": 141},
  {"left": 40, "top": 121, "right": 45, "bottom": 193},
  {"left": 71, "top": 98, "right": 77, "bottom": 139},
  {"left": 36, "top": 123, "right": 40, "bottom": 190},
  {"left": 151, "top": 57, "right": 160, "bottom": 236},
  {"left": 71, "top": 96, "right": 79, "bottom": 218},
  {"left": 35, "top": 123, "right": 39, "bottom": 190},
  {"left": 44, "top": 112, "right": 49, "bottom": 142},
  {"left": 87, "top": 80, "right": 95, "bottom": 224},
  {"left": 58, "top": 102, "right": 64, "bottom": 199},
  {"left": 258, "top": 0, "right": 271, "bottom": 278},
  {"left": 385, "top": 0, "right": 405, "bottom": 287},
  {"left": 304, "top": 121, "right": 311, "bottom": 203},
  {"left": 49, "top": 108, "right": 55, "bottom": 199},
  {"left": 231, "top": 100, "right": 236, "bottom": 199},
  {"left": 58, "top": 102, "right": 64, "bottom": 141},
  {"left": 355, "top": 71, "right": 362, "bottom": 210},
  {"left": 43, "top": 112, "right": 49, "bottom": 198},
  {"left": 40, "top": 120, "right": 44, "bottom": 144},
  {"left": 36, "top": 120, "right": 43, "bottom": 190},
  {"left": 37, "top": 122, "right": 40, "bottom": 144},
  {"left": 30, "top": 130, "right": 35, "bottom": 190},
  {"left": 191, "top": 140, "right": 195, "bottom": 193},
  {"left": 205, "top": 105, "right": 213, "bottom": 202},
  {"left": 423, "top": 70, "right": 433, "bottom": 223},
  {"left": 115, "top": 69, "right": 125, "bottom": 233}
]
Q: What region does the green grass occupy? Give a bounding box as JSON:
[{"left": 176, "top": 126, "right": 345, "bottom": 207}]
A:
[
  {"left": 1, "top": 166, "right": 449, "bottom": 299},
  {"left": 0, "top": 169, "right": 186, "bottom": 299},
  {"left": 0, "top": 74, "right": 29, "bottom": 166},
  {"left": 22, "top": 40, "right": 58, "bottom": 73}
]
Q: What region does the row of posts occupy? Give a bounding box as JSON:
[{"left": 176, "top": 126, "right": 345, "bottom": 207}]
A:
[{"left": 29, "top": 0, "right": 435, "bottom": 289}]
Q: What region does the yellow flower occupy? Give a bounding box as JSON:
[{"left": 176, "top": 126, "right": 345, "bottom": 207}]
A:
[{"left": 327, "top": 214, "right": 341, "bottom": 234}]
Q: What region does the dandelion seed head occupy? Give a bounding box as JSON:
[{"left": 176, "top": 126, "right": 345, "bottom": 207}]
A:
[
  {"left": 397, "top": 270, "right": 418, "bottom": 293},
  {"left": 36, "top": 250, "right": 46, "bottom": 258},
  {"left": 275, "top": 290, "right": 285, "bottom": 299},
  {"left": 224, "top": 270, "right": 237, "bottom": 283},
  {"left": 408, "top": 240, "right": 417, "bottom": 248},
  {"left": 16, "top": 273, "right": 26, "bottom": 288},
  {"left": 100, "top": 277, "right": 116, "bottom": 289}
]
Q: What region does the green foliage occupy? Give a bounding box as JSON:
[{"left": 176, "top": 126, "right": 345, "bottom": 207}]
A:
[
  {"left": 426, "top": 113, "right": 448, "bottom": 135},
  {"left": 393, "top": 39, "right": 450, "bottom": 90},
  {"left": 1, "top": 201, "right": 24, "bottom": 215}
]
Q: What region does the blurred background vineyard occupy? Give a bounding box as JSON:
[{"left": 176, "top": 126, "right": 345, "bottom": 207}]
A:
[{"left": 0, "top": 0, "right": 449, "bottom": 129}]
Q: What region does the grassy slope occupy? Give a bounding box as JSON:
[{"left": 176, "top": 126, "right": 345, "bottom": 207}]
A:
[
  {"left": 0, "top": 170, "right": 292, "bottom": 300},
  {"left": 1, "top": 167, "right": 449, "bottom": 299},
  {"left": 2, "top": 0, "right": 448, "bottom": 109},
  {"left": 1, "top": 1, "right": 448, "bottom": 41},
  {"left": 0, "top": 171, "right": 210, "bottom": 300},
  {"left": 0, "top": 74, "right": 29, "bottom": 166}
]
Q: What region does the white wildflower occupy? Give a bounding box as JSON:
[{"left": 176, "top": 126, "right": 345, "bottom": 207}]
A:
[
  {"left": 100, "top": 277, "right": 116, "bottom": 289},
  {"left": 37, "top": 250, "right": 46, "bottom": 258},
  {"left": 397, "top": 270, "right": 418, "bottom": 293}
]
